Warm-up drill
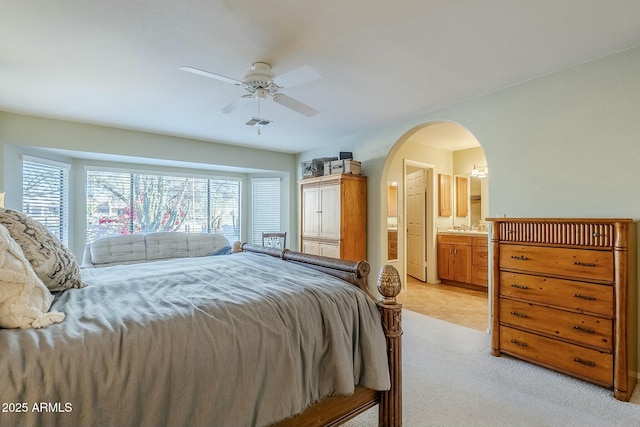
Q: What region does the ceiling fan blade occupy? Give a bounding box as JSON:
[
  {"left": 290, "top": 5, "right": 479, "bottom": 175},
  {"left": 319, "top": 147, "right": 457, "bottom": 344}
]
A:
[
  {"left": 218, "top": 95, "right": 252, "bottom": 114},
  {"left": 180, "top": 66, "right": 243, "bottom": 86},
  {"left": 272, "top": 93, "right": 319, "bottom": 117},
  {"left": 272, "top": 65, "right": 321, "bottom": 88}
]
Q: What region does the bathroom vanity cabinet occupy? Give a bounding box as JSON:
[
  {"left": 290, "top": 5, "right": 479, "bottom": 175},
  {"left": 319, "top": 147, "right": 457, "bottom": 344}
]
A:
[{"left": 437, "top": 232, "right": 488, "bottom": 289}]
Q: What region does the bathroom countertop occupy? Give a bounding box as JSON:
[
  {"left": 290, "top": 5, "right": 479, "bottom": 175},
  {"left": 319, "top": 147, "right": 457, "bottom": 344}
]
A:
[{"left": 438, "top": 230, "right": 488, "bottom": 236}]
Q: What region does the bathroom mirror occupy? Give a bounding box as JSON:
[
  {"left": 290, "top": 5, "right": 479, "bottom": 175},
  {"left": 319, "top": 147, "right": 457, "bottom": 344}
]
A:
[
  {"left": 387, "top": 183, "right": 398, "bottom": 261},
  {"left": 470, "top": 176, "right": 487, "bottom": 226}
]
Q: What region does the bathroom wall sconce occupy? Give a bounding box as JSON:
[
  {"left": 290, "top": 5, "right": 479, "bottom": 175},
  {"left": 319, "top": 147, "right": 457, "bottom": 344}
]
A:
[{"left": 471, "top": 165, "right": 488, "bottom": 178}]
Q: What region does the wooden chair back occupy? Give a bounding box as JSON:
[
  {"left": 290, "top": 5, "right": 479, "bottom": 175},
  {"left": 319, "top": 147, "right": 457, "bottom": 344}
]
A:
[{"left": 262, "top": 232, "right": 287, "bottom": 249}]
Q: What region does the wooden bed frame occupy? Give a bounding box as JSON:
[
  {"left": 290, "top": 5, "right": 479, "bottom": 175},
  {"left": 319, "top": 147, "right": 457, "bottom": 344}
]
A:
[{"left": 239, "top": 244, "right": 402, "bottom": 427}]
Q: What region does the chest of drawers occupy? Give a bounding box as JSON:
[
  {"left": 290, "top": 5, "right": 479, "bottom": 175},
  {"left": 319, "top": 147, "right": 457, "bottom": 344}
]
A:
[{"left": 488, "top": 218, "right": 637, "bottom": 401}]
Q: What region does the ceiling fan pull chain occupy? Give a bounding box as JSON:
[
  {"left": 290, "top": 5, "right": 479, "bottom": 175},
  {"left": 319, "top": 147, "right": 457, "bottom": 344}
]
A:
[{"left": 257, "top": 100, "right": 261, "bottom": 136}]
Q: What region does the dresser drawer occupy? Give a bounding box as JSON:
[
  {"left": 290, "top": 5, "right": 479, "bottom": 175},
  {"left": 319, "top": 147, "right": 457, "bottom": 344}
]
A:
[
  {"left": 499, "top": 299, "right": 612, "bottom": 350},
  {"left": 499, "top": 272, "right": 614, "bottom": 316},
  {"left": 500, "top": 326, "right": 613, "bottom": 386},
  {"left": 500, "top": 245, "right": 614, "bottom": 282}
]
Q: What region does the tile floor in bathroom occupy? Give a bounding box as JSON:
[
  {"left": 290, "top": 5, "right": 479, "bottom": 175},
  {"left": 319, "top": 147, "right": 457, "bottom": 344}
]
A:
[{"left": 397, "top": 276, "right": 489, "bottom": 332}]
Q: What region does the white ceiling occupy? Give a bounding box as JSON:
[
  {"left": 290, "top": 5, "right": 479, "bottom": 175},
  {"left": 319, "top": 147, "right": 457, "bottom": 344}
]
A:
[{"left": 2, "top": 1, "right": 640, "bottom": 154}]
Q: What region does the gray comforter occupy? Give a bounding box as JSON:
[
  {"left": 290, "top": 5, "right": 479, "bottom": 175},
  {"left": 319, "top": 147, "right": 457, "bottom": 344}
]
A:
[{"left": 0, "top": 252, "right": 390, "bottom": 427}]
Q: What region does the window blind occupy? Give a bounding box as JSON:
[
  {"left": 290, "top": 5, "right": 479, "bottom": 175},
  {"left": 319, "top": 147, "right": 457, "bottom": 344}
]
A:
[
  {"left": 251, "top": 177, "right": 281, "bottom": 245},
  {"left": 22, "top": 157, "right": 70, "bottom": 244}
]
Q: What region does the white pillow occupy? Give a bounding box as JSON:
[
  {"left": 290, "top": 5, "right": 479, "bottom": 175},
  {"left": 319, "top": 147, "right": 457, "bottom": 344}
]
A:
[{"left": 0, "top": 223, "right": 65, "bottom": 329}]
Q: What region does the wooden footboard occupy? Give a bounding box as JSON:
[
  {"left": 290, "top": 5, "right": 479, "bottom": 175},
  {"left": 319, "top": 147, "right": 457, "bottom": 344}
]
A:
[{"left": 240, "top": 244, "right": 402, "bottom": 427}]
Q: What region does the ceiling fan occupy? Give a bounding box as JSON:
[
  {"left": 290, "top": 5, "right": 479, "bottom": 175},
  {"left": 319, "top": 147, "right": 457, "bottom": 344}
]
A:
[{"left": 180, "top": 62, "right": 321, "bottom": 117}]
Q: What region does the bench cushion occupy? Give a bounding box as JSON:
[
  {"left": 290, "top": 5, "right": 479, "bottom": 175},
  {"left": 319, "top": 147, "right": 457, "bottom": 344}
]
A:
[{"left": 82, "top": 233, "right": 230, "bottom": 268}]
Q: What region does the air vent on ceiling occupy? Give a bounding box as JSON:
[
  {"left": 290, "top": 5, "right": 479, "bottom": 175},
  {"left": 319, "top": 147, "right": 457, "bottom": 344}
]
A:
[{"left": 246, "top": 117, "right": 272, "bottom": 127}]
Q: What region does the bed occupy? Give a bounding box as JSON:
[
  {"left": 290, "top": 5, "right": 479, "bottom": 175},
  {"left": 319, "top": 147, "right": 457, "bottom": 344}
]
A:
[{"left": 0, "top": 241, "right": 402, "bottom": 427}]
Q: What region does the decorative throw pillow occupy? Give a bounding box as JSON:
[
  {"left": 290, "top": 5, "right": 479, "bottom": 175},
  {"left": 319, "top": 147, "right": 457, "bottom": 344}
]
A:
[
  {"left": 0, "top": 208, "right": 85, "bottom": 291},
  {"left": 0, "top": 223, "right": 65, "bottom": 328}
]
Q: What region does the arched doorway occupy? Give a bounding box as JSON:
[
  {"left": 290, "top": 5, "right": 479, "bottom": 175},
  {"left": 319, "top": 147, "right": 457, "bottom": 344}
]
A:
[{"left": 381, "top": 121, "right": 490, "bottom": 330}]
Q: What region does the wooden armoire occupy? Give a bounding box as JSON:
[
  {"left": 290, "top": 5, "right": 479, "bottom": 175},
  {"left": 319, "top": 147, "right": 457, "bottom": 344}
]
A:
[{"left": 300, "top": 174, "right": 367, "bottom": 262}]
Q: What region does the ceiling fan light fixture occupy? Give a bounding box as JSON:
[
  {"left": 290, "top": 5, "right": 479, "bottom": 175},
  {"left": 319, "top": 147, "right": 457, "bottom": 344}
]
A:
[
  {"left": 255, "top": 88, "right": 268, "bottom": 99},
  {"left": 244, "top": 62, "right": 275, "bottom": 82}
]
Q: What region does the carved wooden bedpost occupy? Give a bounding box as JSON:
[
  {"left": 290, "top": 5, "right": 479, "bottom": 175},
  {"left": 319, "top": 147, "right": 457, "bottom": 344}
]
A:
[{"left": 376, "top": 265, "right": 403, "bottom": 427}]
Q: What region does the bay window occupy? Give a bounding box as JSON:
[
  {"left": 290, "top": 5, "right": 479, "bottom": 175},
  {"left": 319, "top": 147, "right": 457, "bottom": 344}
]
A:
[{"left": 85, "top": 168, "right": 240, "bottom": 244}]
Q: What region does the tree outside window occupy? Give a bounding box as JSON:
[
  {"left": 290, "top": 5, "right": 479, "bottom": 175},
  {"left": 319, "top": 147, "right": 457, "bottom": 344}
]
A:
[{"left": 86, "top": 170, "right": 240, "bottom": 244}]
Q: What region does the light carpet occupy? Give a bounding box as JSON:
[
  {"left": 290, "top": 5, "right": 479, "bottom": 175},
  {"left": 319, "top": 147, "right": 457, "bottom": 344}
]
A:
[{"left": 344, "top": 309, "right": 640, "bottom": 427}]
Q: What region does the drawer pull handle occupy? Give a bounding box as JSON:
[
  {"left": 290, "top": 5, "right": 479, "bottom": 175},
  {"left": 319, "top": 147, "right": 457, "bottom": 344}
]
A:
[
  {"left": 573, "top": 294, "right": 596, "bottom": 301},
  {"left": 510, "top": 311, "right": 527, "bottom": 318},
  {"left": 510, "top": 339, "right": 527, "bottom": 347},
  {"left": 574, "top": 261, "right": 596, "bottom": 267},
  {"left": 573, "top": 357, "right": 596, "bottom": 367},
  {"left": 511, "top": 283, "right": 528, "bottom": 290},
  {"left": 510, "top": 255, "right": 528, "bottom": 260},
  {"left": 572, "top": 325, "right": 595, "bottom": 334},
  {"left": 592, "top": 232, "right": 601, "bottom": 237}
]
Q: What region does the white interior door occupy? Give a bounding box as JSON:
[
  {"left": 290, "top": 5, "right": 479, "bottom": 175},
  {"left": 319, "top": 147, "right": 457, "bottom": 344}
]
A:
[{"left": 407, "top": 169, "right": 426, "bottom": 281}]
